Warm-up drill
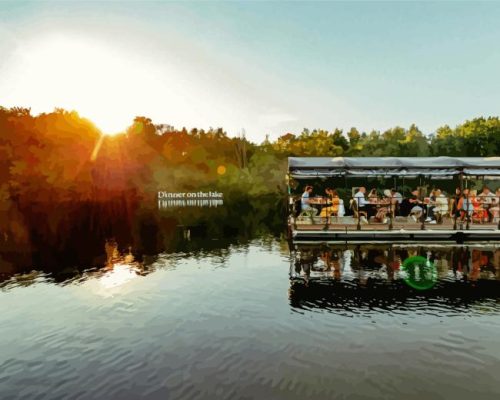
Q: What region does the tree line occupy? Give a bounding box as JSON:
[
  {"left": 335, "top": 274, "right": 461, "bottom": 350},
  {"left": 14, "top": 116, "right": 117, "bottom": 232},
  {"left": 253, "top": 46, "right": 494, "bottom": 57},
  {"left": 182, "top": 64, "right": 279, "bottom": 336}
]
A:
[
  {"left": 1, "top": 106, "right": 499, "bottom": 207},
  {"left": 1, "top": 105, "right": 499, "bottom": 265}
]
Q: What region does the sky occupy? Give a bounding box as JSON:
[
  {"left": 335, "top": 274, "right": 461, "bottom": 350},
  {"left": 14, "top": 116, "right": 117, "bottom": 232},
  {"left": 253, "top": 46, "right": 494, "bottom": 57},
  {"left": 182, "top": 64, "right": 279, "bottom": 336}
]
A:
[{"left": 1, "top": 1, "right": 500, "bottom": 142}]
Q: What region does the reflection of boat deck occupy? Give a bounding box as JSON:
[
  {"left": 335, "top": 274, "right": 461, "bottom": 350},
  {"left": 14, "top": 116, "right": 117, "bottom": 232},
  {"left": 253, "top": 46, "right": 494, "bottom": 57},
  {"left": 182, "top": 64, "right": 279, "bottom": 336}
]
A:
[{"left": 289, "top": 242, "right": 500, "bottom": 286}]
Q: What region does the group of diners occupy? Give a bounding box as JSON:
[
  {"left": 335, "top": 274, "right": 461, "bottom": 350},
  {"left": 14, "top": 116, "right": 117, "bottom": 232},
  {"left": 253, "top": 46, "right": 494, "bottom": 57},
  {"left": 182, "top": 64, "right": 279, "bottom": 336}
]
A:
[
  {"left": 451, "top": 186, "right": 500, "bottom": 223},
  {"left": 300, "top": 186, "right": 343, "bottom": 221},
  {"left": 300, "top": 184, "right": 500, "bottom": 225}
]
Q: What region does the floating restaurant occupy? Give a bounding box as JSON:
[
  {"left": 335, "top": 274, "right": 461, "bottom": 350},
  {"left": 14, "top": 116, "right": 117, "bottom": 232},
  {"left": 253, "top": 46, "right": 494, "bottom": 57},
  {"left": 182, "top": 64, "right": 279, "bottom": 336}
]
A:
[{"left": 287, "top": 157, "right": 500, "bottom": 241}]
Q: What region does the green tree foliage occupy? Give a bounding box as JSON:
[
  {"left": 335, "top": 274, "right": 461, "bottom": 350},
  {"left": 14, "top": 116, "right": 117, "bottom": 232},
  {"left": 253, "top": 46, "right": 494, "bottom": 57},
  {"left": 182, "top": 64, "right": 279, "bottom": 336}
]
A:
[
  {"left": 0, "top": 105, "right": 499, "bottom": 213},
  {"left": 430, "top": 117, "right": 500, "bottom": 157},
  {"left": 1, "top": 105, "right": 499, "bottom": 252},
  {"left": 345, "top": 125, "right": 429, "bottom": 157},
  {"left": 273, "top": 129, "right": 346, "bottom": 156}
]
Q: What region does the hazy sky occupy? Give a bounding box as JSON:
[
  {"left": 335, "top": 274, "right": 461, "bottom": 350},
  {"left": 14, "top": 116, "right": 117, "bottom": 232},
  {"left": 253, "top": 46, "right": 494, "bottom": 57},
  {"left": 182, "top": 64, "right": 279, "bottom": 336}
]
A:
[{"left": 1, "top": 1, "right": 500, "bottom": 142}]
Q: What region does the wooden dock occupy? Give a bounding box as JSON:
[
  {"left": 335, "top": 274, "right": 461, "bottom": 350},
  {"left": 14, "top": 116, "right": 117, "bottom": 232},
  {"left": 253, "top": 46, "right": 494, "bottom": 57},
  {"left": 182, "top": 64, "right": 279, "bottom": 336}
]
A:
[{"left": 289, "top": 217, "right": 500, "bottom": 241}]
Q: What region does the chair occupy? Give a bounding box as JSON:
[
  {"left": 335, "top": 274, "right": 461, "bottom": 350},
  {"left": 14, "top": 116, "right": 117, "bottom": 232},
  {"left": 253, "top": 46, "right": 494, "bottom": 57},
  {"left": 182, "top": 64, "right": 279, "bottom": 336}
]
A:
[
  {"left": 435, "top": 211, "right": 444, "bottom": 224},
  {"left": 293, "top": 197, "right": 302, "bottom": 217},
  {"left": 387, "top": 200, "right": 399, "bottom": 220},
  {"left": 350, "top": 198, "right": 367, "bottom": 220}
]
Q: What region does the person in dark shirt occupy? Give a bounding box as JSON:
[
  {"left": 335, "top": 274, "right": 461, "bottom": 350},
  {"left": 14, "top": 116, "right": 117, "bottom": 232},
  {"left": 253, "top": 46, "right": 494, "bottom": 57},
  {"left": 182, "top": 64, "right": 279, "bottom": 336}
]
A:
[
  {"left": 400, "top": 190, "right": 418, "bottom": 216},
  {"left": 451, "top": 188, "right": 461, "bottom": 218}
]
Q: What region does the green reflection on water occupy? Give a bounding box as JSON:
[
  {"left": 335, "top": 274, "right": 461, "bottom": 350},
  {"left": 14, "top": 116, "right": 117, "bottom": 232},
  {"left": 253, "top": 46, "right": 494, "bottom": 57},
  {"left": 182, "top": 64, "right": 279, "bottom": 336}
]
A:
[{"left": 401, "top": 255, "right": 438, "bottom": 291}]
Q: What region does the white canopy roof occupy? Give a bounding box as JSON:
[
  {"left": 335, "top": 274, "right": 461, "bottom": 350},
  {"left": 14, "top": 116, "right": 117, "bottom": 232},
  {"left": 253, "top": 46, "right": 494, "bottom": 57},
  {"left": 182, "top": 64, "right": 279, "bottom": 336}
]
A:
[{"left": 288, "top": 157, "right": 500, "bottom": 177}]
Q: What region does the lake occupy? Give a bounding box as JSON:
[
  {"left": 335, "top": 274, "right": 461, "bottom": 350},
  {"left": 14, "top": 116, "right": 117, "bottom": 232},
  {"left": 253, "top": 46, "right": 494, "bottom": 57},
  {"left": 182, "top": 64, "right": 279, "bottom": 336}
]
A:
[{"left": 1, "top": 238, "right": 500, "bottom": 400}]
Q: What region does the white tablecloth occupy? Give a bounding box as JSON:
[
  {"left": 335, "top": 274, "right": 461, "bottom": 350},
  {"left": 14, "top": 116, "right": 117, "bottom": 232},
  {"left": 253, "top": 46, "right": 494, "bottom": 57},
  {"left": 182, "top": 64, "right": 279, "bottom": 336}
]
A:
[{"left": 338, "top": 199, "right": 345, "bottom": 217}]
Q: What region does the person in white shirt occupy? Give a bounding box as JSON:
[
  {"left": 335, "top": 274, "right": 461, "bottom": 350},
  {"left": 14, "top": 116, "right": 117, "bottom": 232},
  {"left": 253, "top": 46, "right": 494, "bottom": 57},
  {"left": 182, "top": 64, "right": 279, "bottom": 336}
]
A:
[
  {"left": 479, "top": 186, "right": 496, "bottom": 221},
  {"left": 354, "top": 187, "right": 373, "bottom": 223},
  {"left": 354, "top": 187, "right": 369, "bottom": 206},
  {"left": 479, "top": 186, "right": 496, "bottom": 204},
  {"left": 390, "top": 188, "right": 403, "bottom": 204},
  {"left": 431, "top": 189, "right": 448, "bottom": 223},
  {"left": 489, "top": 188, "right": 500, "bottom": 222},
  {"left": 300, "top": 185, "right": 317, "bottom": 215}
]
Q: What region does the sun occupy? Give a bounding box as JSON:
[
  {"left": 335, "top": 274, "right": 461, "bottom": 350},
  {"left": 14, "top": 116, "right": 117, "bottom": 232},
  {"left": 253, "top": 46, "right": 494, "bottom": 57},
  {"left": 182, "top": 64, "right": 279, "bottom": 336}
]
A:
[
  {"left": 88, "top": 114, "right": 129, "bottom": 137},
  {"left": 101, "top": 129, "right": 126, "bottom": 137},
  {"left": 0, "top": 34, "right": 163, "bottom": 135}
]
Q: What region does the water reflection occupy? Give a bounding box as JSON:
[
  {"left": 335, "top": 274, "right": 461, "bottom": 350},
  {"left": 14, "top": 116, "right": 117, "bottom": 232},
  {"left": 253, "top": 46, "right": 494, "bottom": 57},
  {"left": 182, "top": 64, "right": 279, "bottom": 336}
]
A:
[
  {"left": 0, "top": 196, "right": 285, "bottom": 281},
  {"left": 0, "top": 238, "right": 150, "bottom": 294},
  {"left": 2, "top": 238, "right": 500, "bottom": 399},
  {"left": 290, "top": 243, "right": 500, "bottom": 282},
  {"left": 289, "top": 243, "right": 500, "bottom": 312},
  {"left": 93, "top": 240, "right": 144, "bottom": 291}
]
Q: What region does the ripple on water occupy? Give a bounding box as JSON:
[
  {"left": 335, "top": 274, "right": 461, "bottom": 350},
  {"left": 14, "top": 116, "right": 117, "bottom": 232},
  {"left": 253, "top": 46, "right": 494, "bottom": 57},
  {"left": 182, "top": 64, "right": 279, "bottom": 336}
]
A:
[{"left": 2, "top": 241, "right": 500, "bottom": 399}]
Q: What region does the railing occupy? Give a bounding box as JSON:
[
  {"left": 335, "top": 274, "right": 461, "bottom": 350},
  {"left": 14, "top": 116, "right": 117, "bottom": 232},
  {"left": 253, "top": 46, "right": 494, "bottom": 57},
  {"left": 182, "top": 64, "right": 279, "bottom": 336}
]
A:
[{"left": 290, "top": 194, "right": 500, "bottom": 231}]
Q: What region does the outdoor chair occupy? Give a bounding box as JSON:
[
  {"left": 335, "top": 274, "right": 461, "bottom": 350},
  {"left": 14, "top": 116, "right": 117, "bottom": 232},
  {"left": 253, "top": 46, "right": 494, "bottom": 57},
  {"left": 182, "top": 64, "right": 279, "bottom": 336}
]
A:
[
  {"left": 350, "top": 198, "right": 368, "bottom": 221},
  {"left": 388, "top": 200, "right": 399, "bottom": 220}
]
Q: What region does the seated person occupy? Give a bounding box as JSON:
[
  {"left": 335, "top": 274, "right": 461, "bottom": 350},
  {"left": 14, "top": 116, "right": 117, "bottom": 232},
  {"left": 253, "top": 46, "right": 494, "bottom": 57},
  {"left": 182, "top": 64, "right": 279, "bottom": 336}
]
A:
[
  {"left": 399, "top": 197, "right": 413, "bottom": 217},
  {"left": 367, "top": 188, "right": 378, "bottom": 203},
  {"left": 471, "top": 190, "right": 488, "bottom": 222},
  {"left": 300, "top": 185, "right": 317, "bottom": 216},
  {"left": 391, "top": 188, "right": 403, "bottom": 204},
  {"left": 489, "top": 188, "right": 500, "bottom": 221},
  {"left": 324, "top": 187, "right": 335, "bottom": 200},
  {"left": 457, "top": 188, "right": 474, "bottom": 221},
  {"left": 408, "top": 189, "right": 424, "bottom": 222},
  {"left": 479, "top": 185, "right": 496, "bottom": 204},
  {"left": 451, "top": 188, "right": 462, "bottom": 218},
  {"left": 353, "top": 186, "right": 375, "bottom": 223},
  {"left": 424, "top": 189, "right": 438, "bottom": 222},
  {"left": 373, "top": 189, "right": 396, "bottom": 223},
  {"left": 320, "top": 188, "right": 340, "bottom": 222},
  {"left": 431, "top": 189, "right": 448, "bottom": 221},
  {"left": 479, "top": 185, "right": 496, "bottom": 222}
]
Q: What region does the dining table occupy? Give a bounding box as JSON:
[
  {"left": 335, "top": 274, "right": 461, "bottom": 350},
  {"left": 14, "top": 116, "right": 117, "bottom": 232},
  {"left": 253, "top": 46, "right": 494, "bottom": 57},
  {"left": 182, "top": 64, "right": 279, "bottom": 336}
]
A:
[{"left": 307, "top": 196, "right": 346, "bottom": 217}]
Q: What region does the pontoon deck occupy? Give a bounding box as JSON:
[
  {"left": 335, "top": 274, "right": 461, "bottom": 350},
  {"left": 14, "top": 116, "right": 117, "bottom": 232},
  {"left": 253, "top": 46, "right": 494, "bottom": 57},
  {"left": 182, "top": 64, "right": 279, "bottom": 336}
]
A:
[{"left": 287, "top": 156, "right": 500, "bottom": 241}]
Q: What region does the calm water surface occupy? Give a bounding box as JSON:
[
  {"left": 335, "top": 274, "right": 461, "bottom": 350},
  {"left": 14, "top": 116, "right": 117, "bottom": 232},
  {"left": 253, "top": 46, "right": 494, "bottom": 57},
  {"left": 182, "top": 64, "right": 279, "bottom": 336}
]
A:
[{"left": 1, "top": 239, "right": 500, "bottom": 400}]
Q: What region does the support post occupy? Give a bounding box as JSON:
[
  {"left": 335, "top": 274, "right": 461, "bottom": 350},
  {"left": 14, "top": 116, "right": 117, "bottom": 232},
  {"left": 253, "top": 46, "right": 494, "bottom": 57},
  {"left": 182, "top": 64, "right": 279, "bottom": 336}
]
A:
[
  {"left": 389, "top": 198, "right": 393, "bottom": 230},
  {"left": 466, "top": 191, "right": 470, "bottom": 230},
  {"left": 459, "top": 172, "right": 464, "bottom": 230},
  {"left": 356, "top": 197, "right": 361, "bottom": 231},
  {"left": 286, "top": 173, "right": 290, "bottom": 216},
  {"left": 453, "top": 204, "right": 457, "bottom": 231},
  {"left": 497, "top": 195, "right": 500, "bottom": 230},
  {"left": 420, "top": 188, "right": 425, "bottom": 230}
]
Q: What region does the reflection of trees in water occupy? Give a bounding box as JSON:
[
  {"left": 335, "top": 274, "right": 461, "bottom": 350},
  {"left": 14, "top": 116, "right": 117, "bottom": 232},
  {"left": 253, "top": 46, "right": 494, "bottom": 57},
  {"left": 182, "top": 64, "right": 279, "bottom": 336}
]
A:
[{"left": 0, "top": 195, "right": 285, "bottom": 282}]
